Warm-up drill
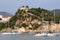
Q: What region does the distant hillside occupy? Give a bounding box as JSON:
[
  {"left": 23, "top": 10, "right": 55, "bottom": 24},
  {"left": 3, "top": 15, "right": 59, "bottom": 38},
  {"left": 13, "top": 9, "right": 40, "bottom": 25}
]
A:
[
  {"left": 52, "top": 9, "right": 60, "bottom": 16},
  {"left": 0, "top": 12, "right": 13, "bottom": 16}
]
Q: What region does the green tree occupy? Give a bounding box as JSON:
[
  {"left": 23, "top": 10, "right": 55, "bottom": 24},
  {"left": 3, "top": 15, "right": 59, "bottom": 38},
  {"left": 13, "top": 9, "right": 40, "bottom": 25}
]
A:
[
  {"left": 9, "top": 16, "right": 17, "bottom": 28},
  {"left": 0, "top": 23, "right": 5, "bottom": 30}
]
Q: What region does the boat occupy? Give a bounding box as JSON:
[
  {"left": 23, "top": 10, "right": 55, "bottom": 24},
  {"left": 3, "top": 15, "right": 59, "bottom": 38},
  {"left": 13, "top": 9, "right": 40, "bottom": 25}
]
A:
[
  {"left": 34, "top": 33, "right": 57, "bottom": 37},
  {"left": 2, "top": 32, "right": 21, "bottom": 35},
  {"left": 47, "top": 33, "right": 60, "bottom": 36},
  {"left": 2, "top": 31, "right": 22, "bottom": 35},
  {"left": 47, "top": 33, "right": 56, "bottom": 36},
  {"left": 34, "top": 33, "right": 47, "bottom": 36},
  {"left": 34, "top": 11, "right": 60, "bottom": 37}
]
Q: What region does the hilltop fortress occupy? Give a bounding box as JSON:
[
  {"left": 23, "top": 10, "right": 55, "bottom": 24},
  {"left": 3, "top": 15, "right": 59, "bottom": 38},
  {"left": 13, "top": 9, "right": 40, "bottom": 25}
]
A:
[{"left": 19, "top": 6, "right": 29, "bottom": 12}]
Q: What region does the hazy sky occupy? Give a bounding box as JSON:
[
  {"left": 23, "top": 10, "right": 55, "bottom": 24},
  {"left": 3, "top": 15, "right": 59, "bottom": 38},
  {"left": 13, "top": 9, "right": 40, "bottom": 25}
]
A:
[{"left": 0, "top": 0, "right": 60, "bottom": 14}]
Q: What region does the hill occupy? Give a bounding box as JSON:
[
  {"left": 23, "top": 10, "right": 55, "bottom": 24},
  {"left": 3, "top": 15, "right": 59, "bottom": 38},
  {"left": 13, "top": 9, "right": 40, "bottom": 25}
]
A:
[
  {"left": 3, "top": 6, "right": 60, "bottom": 30},
  {"left": 52, "top": 9, "right": 60, "bottom": 16},
  {"left": 7, "top": 6, "right": 52, "bottom": 29},
  {"left": 0, "top": 12, "right": 13, "bottom": 16}
]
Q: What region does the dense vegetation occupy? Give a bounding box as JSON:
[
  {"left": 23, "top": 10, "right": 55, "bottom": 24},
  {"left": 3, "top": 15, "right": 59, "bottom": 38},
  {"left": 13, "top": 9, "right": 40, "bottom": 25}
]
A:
[
  {"left": 0, "top": 22, "right": 5, "bottom": 30},
  {"left": 0, "top": 12, "right": 13, "bottom": 16}
]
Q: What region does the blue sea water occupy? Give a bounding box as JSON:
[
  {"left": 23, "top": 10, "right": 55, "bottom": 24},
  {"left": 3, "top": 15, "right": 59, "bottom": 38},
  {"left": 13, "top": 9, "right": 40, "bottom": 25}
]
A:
[{"left": 0, "top": 34, "right": 60, "bottom": 40}]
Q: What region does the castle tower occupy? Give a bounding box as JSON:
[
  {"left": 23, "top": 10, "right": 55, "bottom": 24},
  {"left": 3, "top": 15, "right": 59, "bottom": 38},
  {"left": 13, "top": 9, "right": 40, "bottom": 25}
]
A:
[{"left": 19, "top": 6, "right": 29, "bottom": 12}]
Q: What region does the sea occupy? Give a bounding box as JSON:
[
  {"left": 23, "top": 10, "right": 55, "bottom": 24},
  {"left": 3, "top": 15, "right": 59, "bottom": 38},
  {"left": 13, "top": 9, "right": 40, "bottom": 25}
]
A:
[{"left": 0, "top": 33, "right": 60, "bottom": 40}]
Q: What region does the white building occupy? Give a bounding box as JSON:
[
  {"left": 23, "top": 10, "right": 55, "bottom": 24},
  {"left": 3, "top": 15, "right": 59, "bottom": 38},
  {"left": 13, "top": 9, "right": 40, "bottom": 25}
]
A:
[
  {"left": 0, "top": 15, "right": 2, "bottom": 18},
  {"left": 0, "top": 15, "right": 11, "bottom": 23}
]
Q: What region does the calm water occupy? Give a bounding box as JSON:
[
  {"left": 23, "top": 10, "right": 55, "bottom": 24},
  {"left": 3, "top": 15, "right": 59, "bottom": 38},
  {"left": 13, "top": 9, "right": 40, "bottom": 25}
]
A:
[{"left": 0, "top": 34, "right": 60, "bottom": 40}]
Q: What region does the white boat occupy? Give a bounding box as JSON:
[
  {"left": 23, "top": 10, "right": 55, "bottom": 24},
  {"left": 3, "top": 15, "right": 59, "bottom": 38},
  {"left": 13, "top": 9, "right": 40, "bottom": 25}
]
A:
[
  {"left": 34, "top": 33, "right": 47, "bottom": 36},
  {"left": 47, "top": 33, "right": 56, "bottom": 36},
  {"left": 34, "top": 33, "right": 57, "bottom": 37},
  {"left": 2, "top": 32, "right": 21, "bottom": 35},
  {"left": 47, "top": 33, "right": 60, "bottom": 36}
]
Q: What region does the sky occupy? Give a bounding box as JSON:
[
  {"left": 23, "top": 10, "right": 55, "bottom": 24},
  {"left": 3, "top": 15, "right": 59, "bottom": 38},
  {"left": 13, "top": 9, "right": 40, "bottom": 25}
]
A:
[{"left": 0, "top": 0, "right": 60, "bottom": 14}]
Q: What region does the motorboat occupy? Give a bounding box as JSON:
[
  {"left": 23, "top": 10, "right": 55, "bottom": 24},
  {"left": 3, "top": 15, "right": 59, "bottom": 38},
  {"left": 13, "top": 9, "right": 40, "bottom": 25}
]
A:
[
  {"left": 2, "top": 31, "right": 22, "bottom": 35},
  {"left": 47, "top": 33, "right": 56, "bottom": 36},
  {"left": 47, "top": 32, "right": 60, "bottom": 36},
  {"left": 2, "top": 32, "right": 22, "bottom": 35},
  {"left": 34, "top": 33, "right": 58, "bottom": 37},
  {"left": 34, "top": 33, "right": 47, "bottom": 36}
]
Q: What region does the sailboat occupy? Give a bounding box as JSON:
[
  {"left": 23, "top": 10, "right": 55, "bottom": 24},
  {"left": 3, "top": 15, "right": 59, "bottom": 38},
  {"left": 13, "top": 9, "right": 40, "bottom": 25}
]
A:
[
  {"left": 34, "top": 11, "right": 47, "bottom": 36},
  {"left": 45, "top": 11, "right": 60, "bottom": 36},
  {"left": 34, "top": 11, "right": 57, "bottom": 37}
]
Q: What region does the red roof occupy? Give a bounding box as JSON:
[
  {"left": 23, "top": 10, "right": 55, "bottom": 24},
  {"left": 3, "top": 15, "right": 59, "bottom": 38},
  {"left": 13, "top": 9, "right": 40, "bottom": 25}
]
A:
[{"left": 2, "top": 16, "right": 9, "bottom": 18}]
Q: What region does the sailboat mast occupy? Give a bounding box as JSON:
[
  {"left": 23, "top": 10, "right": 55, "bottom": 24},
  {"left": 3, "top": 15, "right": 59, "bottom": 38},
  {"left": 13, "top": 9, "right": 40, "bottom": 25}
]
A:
[
  {"left": 42, "top": 11, "right": 44, "bottom": 27},
  {"left": 54, "top": 11, "right": 56, "bottom": 27},
  {"left": 41, "top": 11, "right": 44, "bottom": 33},
  {"left": 54, "top": 11, "right": 55, "bottom": 24}
]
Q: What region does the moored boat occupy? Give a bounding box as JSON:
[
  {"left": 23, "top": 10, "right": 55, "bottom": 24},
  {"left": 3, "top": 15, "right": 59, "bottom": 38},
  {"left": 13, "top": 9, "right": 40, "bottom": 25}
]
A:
[
  {"left": 34, "top": 33, "right": 47, "bottom": 36},
  {"left": 2, "top": 32, "right": 22, "bottom": 35}
]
